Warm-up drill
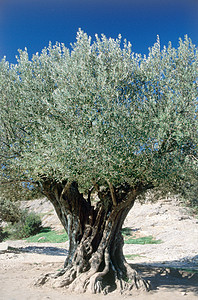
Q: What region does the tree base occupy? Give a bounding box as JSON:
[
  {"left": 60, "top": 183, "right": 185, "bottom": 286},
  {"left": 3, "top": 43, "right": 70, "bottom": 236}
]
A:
[
  {"left": 35, "top": 261, "right": 151, "bottom": 295},
  {"left": 36, "top": 180, "right": 153, "bottom": 295}
]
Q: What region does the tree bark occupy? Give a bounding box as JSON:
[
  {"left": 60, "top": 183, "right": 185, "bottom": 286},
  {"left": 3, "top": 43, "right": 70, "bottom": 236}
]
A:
[{"left": 35, "top": 179, "right": 151, "bottom": 295}]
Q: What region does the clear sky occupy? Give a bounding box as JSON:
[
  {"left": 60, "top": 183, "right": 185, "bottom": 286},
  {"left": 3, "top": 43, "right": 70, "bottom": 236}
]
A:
[{"left": 0, "top": 0, "right": 198, "bottom": 63}]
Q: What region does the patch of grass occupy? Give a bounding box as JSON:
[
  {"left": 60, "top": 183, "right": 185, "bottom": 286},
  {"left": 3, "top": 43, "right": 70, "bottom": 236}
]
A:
[
  {"left": 121, "top": 227, "right": 162, "bottom": 245},
  {"left": 25, "top": 227, "right": 68, "bottom": 243},
  {"left": 124, "top": 254, "right": 143, "bottom": 260},
  {"left": 121, "top": 228, "right": 162, "bottom": 244},
  {"left": 121, "top": 227, "right": 133, "bottom": 236},
  {"left": 124, "top": 235, "right": 163, "bottom": 244}
]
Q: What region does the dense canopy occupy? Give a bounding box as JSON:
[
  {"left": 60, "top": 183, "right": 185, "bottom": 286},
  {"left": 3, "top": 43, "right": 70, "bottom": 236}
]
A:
[{"left": 0, "top": 30, "right": 197, "bottom": 191}]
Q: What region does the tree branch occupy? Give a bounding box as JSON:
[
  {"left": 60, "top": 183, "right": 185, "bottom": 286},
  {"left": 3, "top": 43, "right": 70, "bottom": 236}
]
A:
[
  {"left": 158, "top": 131, "right": 178, "bottom": 157},
  {"left": 87, "top": 185, "right": 94, "bottom": 204},
  {"left": 106, "top": 180, "right": 117, "bottom": 206}
]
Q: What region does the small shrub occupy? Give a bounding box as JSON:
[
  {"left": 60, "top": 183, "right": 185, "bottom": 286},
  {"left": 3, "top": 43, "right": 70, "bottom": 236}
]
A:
[
  {"left": 10, "top": 210, "right": 42, "bottom": 239},
  {"left": 0, "top": 197, "right": 42, "bottom": 240},
  {"left": 0, "top": 224, "right": 9, "bottom": 242},
  {"left": 0, "top": 198, "right": 22, "bottom": 224},
  {"left": 0, "top": 225, "right": 3, "bottom": 242}
]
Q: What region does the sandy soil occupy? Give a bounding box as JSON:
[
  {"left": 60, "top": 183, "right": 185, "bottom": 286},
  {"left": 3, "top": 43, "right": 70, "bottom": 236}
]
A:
[{"left": 0, "top": 196, "right": 198, "bottom": 299}]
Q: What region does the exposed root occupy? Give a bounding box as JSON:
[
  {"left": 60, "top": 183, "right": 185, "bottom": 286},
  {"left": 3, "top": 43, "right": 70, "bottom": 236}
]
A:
[
  {"left": 88, "top": 249, "right": 110, "bottom": 294},
  {"left": 124, "top": 261, "right": 151, "bottom": 291},
  {"left": 34, "top": 261, "right": 150, "bottom": 295},
  {"left": 34, "top": 234, "right": 150, "bottom": 294},
  {"left": 34, "top": 273, "right": 52, "bottom": 286},
  {"left": 116, "top": 275, "right": 150, "bottom": 295}
]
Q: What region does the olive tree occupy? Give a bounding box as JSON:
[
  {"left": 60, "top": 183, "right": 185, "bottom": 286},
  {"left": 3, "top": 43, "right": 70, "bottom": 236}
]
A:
[{"left": 0, "top": 30, "right": 197, "bottom": 294}]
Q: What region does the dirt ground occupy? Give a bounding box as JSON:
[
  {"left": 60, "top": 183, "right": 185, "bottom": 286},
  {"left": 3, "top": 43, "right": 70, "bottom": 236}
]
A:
[
  {"left": 0, "top": 196, "right": 198, "bottom": 299},
  {"left": 0, "top": 255, "right": 197, "bottom": 300}
]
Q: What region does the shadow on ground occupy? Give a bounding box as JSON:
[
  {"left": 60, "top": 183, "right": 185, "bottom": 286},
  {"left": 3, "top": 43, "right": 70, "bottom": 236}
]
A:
[
  {"left": 8, "top": 245, "right": 68, "bottom": 256},
  {"left": 132, "top": 263, "right": 198, "bottom": 295}
]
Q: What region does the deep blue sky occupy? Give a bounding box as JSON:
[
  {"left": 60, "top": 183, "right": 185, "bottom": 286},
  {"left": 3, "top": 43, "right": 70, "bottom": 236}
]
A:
[{"left": 0, "top": 0, "right": 198, "bottom": 63}]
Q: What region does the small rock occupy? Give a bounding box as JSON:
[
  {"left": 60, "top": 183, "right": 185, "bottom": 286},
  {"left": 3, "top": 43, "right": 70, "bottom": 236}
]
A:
[
  {"left": 179, "top": 216, "right": 190, "bottom": 221},
  {"left": 181, "top": 291, "right": 187, "bottom": 296},
  {"left": 0, "top": 242, "right": 8, "bottom": 252}
]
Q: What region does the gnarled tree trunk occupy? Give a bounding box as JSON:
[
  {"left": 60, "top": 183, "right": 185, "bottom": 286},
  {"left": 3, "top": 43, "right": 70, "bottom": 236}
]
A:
[{"left": 35, "top": 179, "right": 151, "bottom": 295}]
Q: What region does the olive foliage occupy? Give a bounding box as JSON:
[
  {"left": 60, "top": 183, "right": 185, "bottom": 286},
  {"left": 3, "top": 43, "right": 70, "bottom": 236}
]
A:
[{"left": 0, "top": 30, "right": 197, "bottom": 194}]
